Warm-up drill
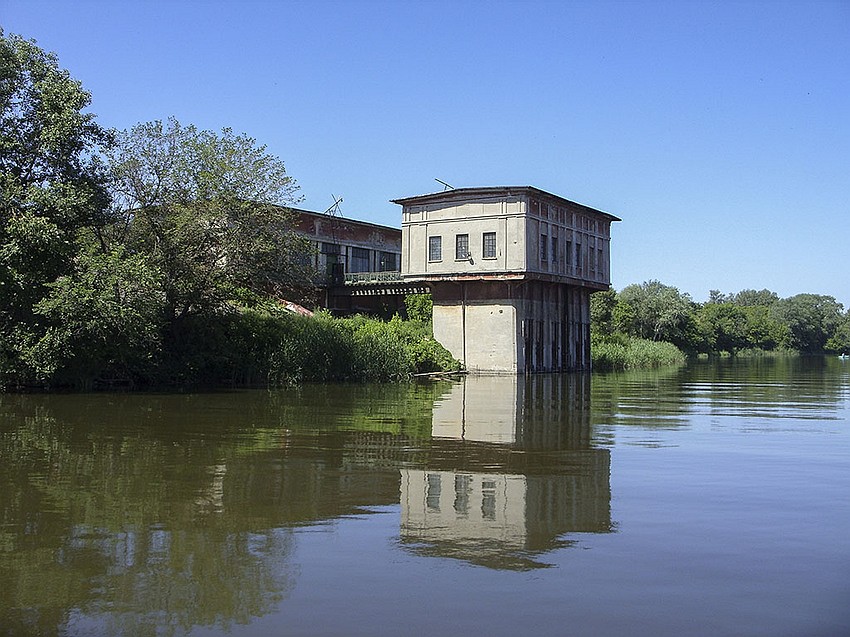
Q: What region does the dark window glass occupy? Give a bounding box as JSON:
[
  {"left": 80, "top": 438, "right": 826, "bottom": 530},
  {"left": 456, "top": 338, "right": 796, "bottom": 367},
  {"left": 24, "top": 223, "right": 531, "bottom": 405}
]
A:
[
  {"left": 483, "top": 232, "right": 496, "bottom": 259},
  {"left": 429, "top": 236, "right": 442, "bottom": 261}
]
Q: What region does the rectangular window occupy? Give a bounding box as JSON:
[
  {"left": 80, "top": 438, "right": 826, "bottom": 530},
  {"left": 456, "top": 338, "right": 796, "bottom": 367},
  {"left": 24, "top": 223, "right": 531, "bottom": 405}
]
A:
[
  {"left": 428, "top": 236, "right": 442, "bottom": 262},
  {"left": 426, "top": 473, "right": 441, "bottom": 511},
  {"left": 455, "top": 234, "right": 469, "bottom": 260},
  {"left": 566, "top": 240, "right": 572, "bottom": 268},
  {"left": 350, "top": 247, "right": 370, "bottom": 273},
  {"left": 379, "top": 251, "right": 399, "bottom": 272},
  {"left": 551, "top": 236, "right": 558, "bottom": 263},
  {"left": 540, "top": 234, "right": 548, "bottom": 262},
  {"left": 575, "top": 243, "right": 582, "bottom": 269},
  {"left": 482, "top": 232, "right": 496, "bottom": 259}
]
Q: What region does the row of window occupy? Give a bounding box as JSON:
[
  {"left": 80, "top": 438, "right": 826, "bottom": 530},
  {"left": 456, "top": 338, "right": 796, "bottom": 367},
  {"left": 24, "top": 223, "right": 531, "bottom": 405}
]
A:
[
  {"left": 539, "top": 233, "right": 605, "bottom": 272},
  {"left": 319, "top": 242, "right": 400, "bottom": 272},
  {"left": 428, "top": 233, "right": 497, "bottom": 262}
]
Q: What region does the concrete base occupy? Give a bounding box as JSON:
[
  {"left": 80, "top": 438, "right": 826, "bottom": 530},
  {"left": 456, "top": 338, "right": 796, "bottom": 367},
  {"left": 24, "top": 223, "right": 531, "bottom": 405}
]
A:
[{"left": 430, "top": 280, "right": 592, "bottom": 374}]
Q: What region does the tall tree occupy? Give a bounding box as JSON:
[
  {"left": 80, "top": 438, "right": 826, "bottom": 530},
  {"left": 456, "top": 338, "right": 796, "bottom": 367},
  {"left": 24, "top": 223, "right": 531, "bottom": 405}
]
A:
[
  {"left": 0, "top": 31, "right": 110, "bottom": 383},
  {"left": 616, "top": 280, "right": 694, "bottom": 345},
  {"left": 104, "top": 118, "right": 316, "bottom": 321},
  {"left": 770, "top": 294, "right": 844, "bottom": 353}
]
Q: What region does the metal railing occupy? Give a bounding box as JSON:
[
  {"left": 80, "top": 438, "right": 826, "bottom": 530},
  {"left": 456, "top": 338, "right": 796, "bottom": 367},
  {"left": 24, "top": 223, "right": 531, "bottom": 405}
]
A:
[{"left": 344, "top": 271, "right": 404, "bottom": 285}]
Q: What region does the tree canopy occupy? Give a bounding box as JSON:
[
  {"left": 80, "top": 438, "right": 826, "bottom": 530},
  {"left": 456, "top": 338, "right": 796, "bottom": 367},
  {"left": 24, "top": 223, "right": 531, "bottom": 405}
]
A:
[
  {"left": 104, "top": 118, "right": 316, "bottom": 320},
  {"left": 593, "top": 282, "right": 847, "bottom": 357},
  {"left": 1, "top": 30, "right": 111, "bottom": 384},
  {"left": 0, "top": 33, "right": 321, "bottom": 388}
]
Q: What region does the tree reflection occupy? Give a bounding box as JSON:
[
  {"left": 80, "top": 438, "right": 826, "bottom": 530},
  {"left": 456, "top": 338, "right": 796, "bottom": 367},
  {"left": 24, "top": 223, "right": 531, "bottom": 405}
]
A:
[{"left": 0, "top": 377, "right": 616, "bottom": 632}]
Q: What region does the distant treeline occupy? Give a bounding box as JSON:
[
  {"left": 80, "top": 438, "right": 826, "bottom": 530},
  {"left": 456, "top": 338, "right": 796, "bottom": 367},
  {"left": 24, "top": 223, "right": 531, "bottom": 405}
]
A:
[{"left": 590, "top": 281, "right": 850, "bottom": 370}]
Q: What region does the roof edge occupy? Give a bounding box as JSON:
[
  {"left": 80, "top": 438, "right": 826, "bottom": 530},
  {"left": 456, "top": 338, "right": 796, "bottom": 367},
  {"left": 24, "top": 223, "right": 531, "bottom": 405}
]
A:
[{"left": 390, "top": 186, "right": 621, "bottom": 221}]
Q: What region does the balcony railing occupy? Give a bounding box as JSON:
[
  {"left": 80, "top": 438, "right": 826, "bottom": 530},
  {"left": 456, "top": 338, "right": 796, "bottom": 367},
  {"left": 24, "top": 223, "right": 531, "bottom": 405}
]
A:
[{"left": 344, "top": 271, "right": 404, "bottom": 285}]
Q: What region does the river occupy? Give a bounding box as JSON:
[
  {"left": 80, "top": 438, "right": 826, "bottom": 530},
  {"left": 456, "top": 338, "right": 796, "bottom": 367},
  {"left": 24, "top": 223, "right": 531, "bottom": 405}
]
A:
[{"left": 1, "top": 357, "right": 848, "bottom": 636}]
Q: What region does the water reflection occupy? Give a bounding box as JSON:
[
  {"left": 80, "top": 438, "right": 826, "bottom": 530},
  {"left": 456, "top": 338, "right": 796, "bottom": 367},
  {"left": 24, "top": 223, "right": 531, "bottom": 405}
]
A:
[
  {"left": 400, "top": 375, "right": 612, "bottom": 570},
  {"left": 0, "top": 378, "right": 612, "bottom": 634}
]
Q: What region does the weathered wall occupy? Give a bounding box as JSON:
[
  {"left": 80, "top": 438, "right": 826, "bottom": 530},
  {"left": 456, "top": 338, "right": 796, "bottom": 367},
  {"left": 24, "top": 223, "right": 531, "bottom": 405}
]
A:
[{"left": 430, "top": 280, "right": 593, "bottom": 374}]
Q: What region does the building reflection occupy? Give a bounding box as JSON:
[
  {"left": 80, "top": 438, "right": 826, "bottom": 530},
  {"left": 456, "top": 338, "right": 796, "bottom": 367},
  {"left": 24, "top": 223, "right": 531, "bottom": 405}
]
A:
[
  {"left": 399, "top": 375, "right": 612, "bottom": 570},
  {"left": 0, "top": 378, "right": 612, "bottom": 635}
]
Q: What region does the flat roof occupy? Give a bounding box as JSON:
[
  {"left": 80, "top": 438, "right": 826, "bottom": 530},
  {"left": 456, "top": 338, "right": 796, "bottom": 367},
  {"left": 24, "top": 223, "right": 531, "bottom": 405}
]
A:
[{"left": 391, "top": 186, "right": 621, "bottom": 222}]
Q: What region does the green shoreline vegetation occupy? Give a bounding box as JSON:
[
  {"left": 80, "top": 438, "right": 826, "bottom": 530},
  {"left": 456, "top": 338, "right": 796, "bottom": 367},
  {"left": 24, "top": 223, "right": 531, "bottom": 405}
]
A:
[{"left": 2, "top": 32, "right": 848, "bottom": 389}]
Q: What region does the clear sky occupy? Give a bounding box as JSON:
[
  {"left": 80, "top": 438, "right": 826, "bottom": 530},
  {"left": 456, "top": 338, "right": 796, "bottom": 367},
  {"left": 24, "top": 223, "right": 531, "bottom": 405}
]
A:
[{"left": 4, "top": 0, "right": 849, "bottom": 306}]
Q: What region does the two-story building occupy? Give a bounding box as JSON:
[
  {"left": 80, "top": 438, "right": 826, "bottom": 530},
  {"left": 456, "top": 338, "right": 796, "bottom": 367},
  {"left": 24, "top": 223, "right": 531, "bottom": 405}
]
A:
[{"left": 393, "top": 186, "right": 620, "bottom": 373}]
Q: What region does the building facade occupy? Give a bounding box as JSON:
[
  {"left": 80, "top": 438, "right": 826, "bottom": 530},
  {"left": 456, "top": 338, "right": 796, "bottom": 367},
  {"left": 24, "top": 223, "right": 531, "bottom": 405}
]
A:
[
  {"left": 293, "top": 208, "right": 402, "bottom": 282},
  {"left": 393, "top": 187, "right": 620, "bottom": 373},
  {"left": 292, "top": 208, "right": 407, "bottom": 314}
]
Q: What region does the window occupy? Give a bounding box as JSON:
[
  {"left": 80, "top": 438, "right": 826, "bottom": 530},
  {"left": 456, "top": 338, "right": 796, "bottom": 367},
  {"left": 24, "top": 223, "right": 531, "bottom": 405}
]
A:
[
  {"left": 428, "top": 236, "right": 442, "bottom": 262},
  {"left": 540, "top": 234, "right": 548, "bottom": 262},
  {"left": 350, "top": 247, "right": 370, "bottom": 273},
  {"left": 551, "top": 236, "right": 558, "bottom": 263},
  {"left": 566, "top": 240, "right": 572, "bottom": 268},
  {"left": 481, "top": 479, "right": 496, "bottom": 520},
  {"left": 379, "top": 251, "right": 399, "bottom": 272},
  {"left": 426, "top": 473, "right": 441, "bottom": 511},
  {"left": 455, "top": 234, "right": 469, "bottom": 260},
  {"left": 482, "top": 232, "right": 496, "bottom": 259},
  {"left": 454, "top": 474, "right": 472, "bottom": 515},
  {"left": 575, "top": 243, "right": 582, "bottom": 269}
]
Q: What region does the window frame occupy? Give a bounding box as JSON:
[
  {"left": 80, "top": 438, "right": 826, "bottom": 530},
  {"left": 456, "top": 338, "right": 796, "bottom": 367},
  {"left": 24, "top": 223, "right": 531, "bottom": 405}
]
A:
[
  {"left": 455, "top": 233, "right": 470, "bottom": 260},
  {"left": 482, "top": 232, "right": 497, "bottom": 259},
  {"left": 428, "top": 235, "right": 442, "bottom": 262}
]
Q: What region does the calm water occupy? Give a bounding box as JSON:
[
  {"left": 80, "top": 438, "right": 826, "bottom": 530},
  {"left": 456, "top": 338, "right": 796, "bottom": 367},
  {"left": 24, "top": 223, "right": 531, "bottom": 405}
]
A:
[{"left": 1, "top": 358, "right": 848, "bottom": 636}]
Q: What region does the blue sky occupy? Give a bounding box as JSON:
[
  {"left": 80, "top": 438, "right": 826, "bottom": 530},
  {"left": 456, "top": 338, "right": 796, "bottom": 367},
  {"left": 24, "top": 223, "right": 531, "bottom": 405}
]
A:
[{"left": 4, "top": 0, "right": 849, "bottom": 306}]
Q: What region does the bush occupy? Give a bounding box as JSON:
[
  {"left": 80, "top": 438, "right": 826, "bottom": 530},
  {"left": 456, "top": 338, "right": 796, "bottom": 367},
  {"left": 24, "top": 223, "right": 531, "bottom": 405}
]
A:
[{"left": 592, "top": 334, "right": 686, "bottom": 371}]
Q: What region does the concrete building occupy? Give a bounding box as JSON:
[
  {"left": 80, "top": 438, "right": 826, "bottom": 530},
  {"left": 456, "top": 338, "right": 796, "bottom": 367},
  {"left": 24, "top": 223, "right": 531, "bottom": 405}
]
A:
[{"left": 393, "top": 187, "right": 620, "bottom": 373}]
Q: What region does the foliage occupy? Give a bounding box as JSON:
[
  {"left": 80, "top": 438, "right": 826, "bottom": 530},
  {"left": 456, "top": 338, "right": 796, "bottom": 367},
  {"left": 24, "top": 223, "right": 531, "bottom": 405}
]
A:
[
  {"left": 708, "top": 288, "right": 780, "bottom": 306},
  {"left": 590, "top": 289, "right": 617, "bottom": 336},
  {"left": 770, "top": 294, "right": 844, "bottom": 353},
  {"left": 0, "top": 30, "right": 110, "bottom": 382},
  {"left": 22, "top": 247, "right": 164, "bottom": 386},
  {"left": 591, "top": 334, "right": 686, "bottom": 371},
  {"left": 825, "top": 311, "right": 850, "bottom": 354},
  {"left": 164, "top": 309, "right": 461, "bottom": 387},
  {"left": 104, "top": 117, "right": 317, "bottom": 320},
  {"left": 404, "top": 293, "right": 433, "bottom": 322},
  {"left": 616, "top": 280, "right": 694, "bottom": 346},
  {"left": 591, "top": 283, "right": 850, "bottom": 359}
]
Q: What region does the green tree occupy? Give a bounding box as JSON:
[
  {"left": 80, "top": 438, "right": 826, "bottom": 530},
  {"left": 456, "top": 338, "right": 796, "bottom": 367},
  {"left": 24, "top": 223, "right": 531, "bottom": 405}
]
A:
[
  {"left": 24, "top": 246, "right": 164, "bottom": 386},
  {"left": 104, "top": 118, "right": 316, "bottom": 322},
  {"left": 695, "top": 303, "right": 749, "bottom": 354},
  {"left": 825, "top": 311, "right": 850, "bottom": 354},
  {"left": 0, "top": 31, "right": 110, "bottom": 385},
  {"left": 616, "top": 280, "right": 694, "bottom": 345},
  {"left": 590, "top": 289, "right": 617, "bottom": 336},
  {"left": 741, "top": 305, "right": 788, "bottom": 351},
  {"left": 729, "top": 288, "right": 779, "bottom": 307},
  {"left": 770, "top": 294, "right": 844, "bottom": 353}
]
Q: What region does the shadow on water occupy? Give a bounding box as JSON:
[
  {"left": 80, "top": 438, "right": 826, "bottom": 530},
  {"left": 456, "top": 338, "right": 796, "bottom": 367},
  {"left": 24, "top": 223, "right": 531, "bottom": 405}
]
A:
[{"left": 0, "top": 376, "right": 613, "bottom": 634}]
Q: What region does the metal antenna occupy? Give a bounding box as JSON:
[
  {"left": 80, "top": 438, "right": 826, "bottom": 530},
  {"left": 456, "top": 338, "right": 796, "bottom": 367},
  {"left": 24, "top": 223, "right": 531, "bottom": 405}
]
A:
[
  {"left": 435, "top": 178, "right": 454, "bottom": 191},
  {"left": 324, "top": 194, "right": 343, "bottom": 216}
]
